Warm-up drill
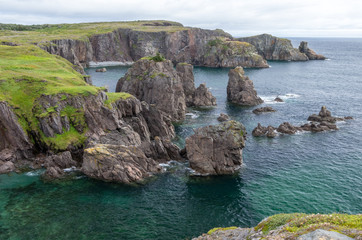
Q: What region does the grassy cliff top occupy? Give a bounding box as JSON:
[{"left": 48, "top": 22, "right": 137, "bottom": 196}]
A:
[{"left": 0, "top": 20, "right": 188, "bottom": 44}]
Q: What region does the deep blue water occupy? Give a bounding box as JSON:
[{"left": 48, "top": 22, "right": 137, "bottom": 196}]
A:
[{"left": 1, "top": 38, "right": 362, "bottom": 240}]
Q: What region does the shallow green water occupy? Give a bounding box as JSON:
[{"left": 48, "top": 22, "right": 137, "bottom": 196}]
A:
[{"left": 1, "top": 38, "right": 362, "bottom": 239}]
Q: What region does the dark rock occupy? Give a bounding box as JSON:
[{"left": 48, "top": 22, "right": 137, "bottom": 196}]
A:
[
  {"left": 95, "top": 67, "right": 107, "bottom": 72},
  {"left": 308, "top": 106, "right": 346, "bottom": 123},
  {"left": 227, "top": 67, "right": 263, "bottom": 106},
  {"left": 82, "top": 144, "right": 161, "bottom": 184},
  {"left": 274, "top": 97, "right": 284, "bottom": 102},
  {"left": 277, "top": 122, "right": 299, "bottom": 134},
  {"left": 43, "top": 166, "right": 65, "bottom": 179},
  {"left": 43, "top": 151, "right": 78, "bottom": 169},
  {"left": 299, "top": 41, "right": 326, "bottom": 60},
  {"left": 116, "top": 59, "right": 186, "bottom": 121},
  {"left": 192, "top": 83, "right": 216, "bottom": 106},
  {"left": 344, "top": 116, "right": 353, "bottom": 120},
  {"left": 266, "top": 126, "right": 277, "bottom": 138},
  {"left": 0, "top": 160, "right": 15, "bottom": 174},
  {"left": 252, "top": 123, "right": 268, "bottom": 137},
  {"left": 237, "top": 34, "right": 309, "bottom": 61},
  {"left": 252, "top": 107, "right": 276, "bottom": 114},
  {"left": 185, "top": 120, "right": 246, "bottom": 175},
  {"left": 217, "top": 113, "right": 229, "bottom": 122}
]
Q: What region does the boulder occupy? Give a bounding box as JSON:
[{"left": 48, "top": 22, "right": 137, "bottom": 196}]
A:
[
  {"left": 185, "top": 120, "right": 246, "bottom": 175},
  {"left": 95, "top": 67, "right": 107, "bottom": 72},
  {"left": 252, "top": 123, "right": 276, "bottom": 138},
  {"left": 217, "top": 113, "right": 229, "bottom": 122},
  {"left": 266, "top": 126, "right": 277, "bottom": 138},
  {"left": 299, "top": 41, "right": 326, "bottom": 60},
  {"left": 227, "top": 67, "right": 263, "bottom": 106},
  {"left": 192, "top": 83, "right": 217, "bottom": 106},
  {"left": 274, "top": 97, "right": 284, "bottom": 102},
  {"left": 252, "top": 107, "right": 276, "bottom": 114},
  {"left": 277, "top": 122, "right": 300, "bottom": 134},
  {"left": 43, "top": 151, "right": 78, "bottom": 169},
  {"left": 43, "top": 166, "right": 65, "bottom": 180},
  {"left": 82, "top": 144, "right": 161, "bottom": 184},
  {"left": 116, "top": 58, "right": 187, "bottom": 121},
  {"left": 0, "top": 160, "right": 15, "bottom": 174}
]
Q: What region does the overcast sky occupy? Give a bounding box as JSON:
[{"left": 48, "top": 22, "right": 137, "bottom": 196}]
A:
[{"left": 1, "top": 0, "right": 362, "bottom": 37}]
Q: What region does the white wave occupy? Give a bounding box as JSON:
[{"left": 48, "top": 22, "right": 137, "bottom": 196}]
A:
[
  {"left": 88, "top": 61, "right": 134, "bottom": 67},
  {"left": 25, "top": 170, "right": 43, "bottom": 177},
  {"left": 260, "top": 96, "right": 285, "bottom": 104},
  {"left": 186, "top": 112, "right": 199, "bottom": 119},
  {"left": 281, "top": 93, "right": 301, "bottom": 99},
  {"left": 325, "top": 58, "right": 331, "bottom": 61},
  {"left": 63, "top": 166, "right": 77, "bottom": 172}
]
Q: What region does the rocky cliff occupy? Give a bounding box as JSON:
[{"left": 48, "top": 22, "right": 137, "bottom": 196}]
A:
[
  {"left": 238, "top": 34, "right": 325, "bottom": 61},
  {"left": 38, "top": 23, "right": 269, "bottom": 70}
]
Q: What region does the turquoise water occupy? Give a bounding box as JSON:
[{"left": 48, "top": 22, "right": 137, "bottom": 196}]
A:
[{"left": 1, "top": 38, "right": 362, "bottom": 239}]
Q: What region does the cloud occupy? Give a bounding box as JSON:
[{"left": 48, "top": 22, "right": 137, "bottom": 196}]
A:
[{"left": 0, "top": 0, "right": 362, "bottom": 37}]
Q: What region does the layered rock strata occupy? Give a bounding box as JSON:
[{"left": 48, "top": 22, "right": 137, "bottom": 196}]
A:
[
  {"left": 227, "top": 66, "right": 263, "bottom": 106},
  {"left": 185, "top": 120, "right": 246, "bottom": 175}
]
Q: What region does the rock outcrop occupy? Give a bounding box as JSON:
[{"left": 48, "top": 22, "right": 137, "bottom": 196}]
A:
[
  {"left": 238, "top": 34, "right": 325, "bottom": 61},
  {"left": 176, "top": 63, "right": 216, "bottom": 107},
  {"left": 116, "top": 58, "right": 216, "bottom": 121},
  {"left": 115, "top": 58, "right": 187, "bottom": 121},
  {"left": 252, "top": 107, "right": 276, "bottom": 114},
  {"left": 82, "top": 144, "right": 161, "bottom": 184},
  {"left": 227, "top": 67, "right": 263, "bottom": 106},
  {"left": 252, "top": 107, "right": 352, "bottom": 137},
  {"left": 238, "top": 34, "right": 309, "bottom": 61},
  {"left": 185, "top": 121, "right": 246, "bottom": 175},
  {"left": 299, "top": 41, "right": 326, "bottom": 60}
]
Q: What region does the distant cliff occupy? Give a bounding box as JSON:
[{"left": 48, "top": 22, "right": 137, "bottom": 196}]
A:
[{"left": 238, "top": 34, "right": 325, "bottom": 61}]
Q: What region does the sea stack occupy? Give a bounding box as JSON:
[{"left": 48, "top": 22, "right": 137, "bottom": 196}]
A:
[
  {"left": 299, "top": 41, "right": 326, "bottom": 60},
  {"left": 185, "top": 120, "right": 246, "bottom": 175},
  {"left": 227, "top": 66, "right": 263, "bottom": 106}
]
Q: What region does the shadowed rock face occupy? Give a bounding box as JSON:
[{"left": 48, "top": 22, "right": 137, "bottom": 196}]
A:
[
  {"left": 185, "top": 120, "right": 246, "bottom": 175},
  {"left": 0, "top": 101, "right": 33, "bottom": 162},
  {"left": 227, "top": 67, "right": 263, "bottom": 106}
]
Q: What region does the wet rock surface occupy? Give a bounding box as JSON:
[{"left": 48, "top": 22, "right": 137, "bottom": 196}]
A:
[
  {"left": 227, "top": 67, "right": 263, "bottom": 106},
  {"left": 185, "top": 120, "right": 246, "bottom": 175},
  {"left": 252, "top": 107, "right": 276, "bottom": 114}
]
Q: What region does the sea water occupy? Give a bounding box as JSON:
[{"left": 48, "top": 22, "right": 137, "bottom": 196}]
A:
[{"left": 0, "top": 38, "right": 361, "bottom": 240}]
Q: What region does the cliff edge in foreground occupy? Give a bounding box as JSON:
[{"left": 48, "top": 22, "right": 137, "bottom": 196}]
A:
[{"left": 193, "top": 213, "right": 362, "bottom": 240}]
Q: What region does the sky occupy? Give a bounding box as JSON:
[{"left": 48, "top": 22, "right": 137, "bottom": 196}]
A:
[{"left": 1, "top": 0, "right": 362, "bottom": 37}]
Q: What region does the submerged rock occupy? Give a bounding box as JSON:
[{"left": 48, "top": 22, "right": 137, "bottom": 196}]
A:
[
  {"left": 274, "top": 97, "right": 284, "bottom": 102},
  {"left": 227, "top": 67, "right": 263, "bottom": 106},
  {"left": 185, "top": 120, "right": 246, "bottom": 175},
  {"left": 82, "top": 144, "right": 161, "bottom": 184},
  {"left": 252, "top": 107, "right": 276, "bottom": 114},
  {"left": 217, "top": 113, "right": 229, "bottom": 122},
  {"left": 95, "top": 67, "right": 107, "bottom": 72},
  {"left": 299, "top": 41, "right": 326, "bottom": 60}
]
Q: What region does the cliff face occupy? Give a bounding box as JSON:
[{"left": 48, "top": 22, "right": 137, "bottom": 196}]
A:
[
  {"left": 39, "top": 27, "right": 269, "bottom": 69},
  {"left": 238, "top": 34, "right": 310, "bottom": 61}
]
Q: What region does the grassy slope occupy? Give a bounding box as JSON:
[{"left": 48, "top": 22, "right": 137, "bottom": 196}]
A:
[
  {"left": 255, "top": 213, "right": 362, "bottom": 238},
  {"left": 0, "top": 44, "right": 129, "bottom": 150},
  {"left": 0, "top": 20, "right": 188, "bottom": 44}
]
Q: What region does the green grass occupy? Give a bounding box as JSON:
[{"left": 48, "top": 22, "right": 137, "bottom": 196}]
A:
[
  {"left": 255, "top": 213, "right": 362, "bottom": 238},
  {"left": 44, "top": 126, "right": 87, "bottom": 150},
  {"left": 207, "top": 227, "right": 238, "bottom": 235},
  {"left": 0, "top": 44, "right": 102, "bottom": 150},
  {"left": 104, "top": 92, "right": 133, "bottom": 109},
  {"left": 0, "top": 21, "right": 188, "bottom": 44}
]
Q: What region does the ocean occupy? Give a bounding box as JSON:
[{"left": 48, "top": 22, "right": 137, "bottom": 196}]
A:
[{"left": 0, "top": 38, "right": 361, "bottom": 239}]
